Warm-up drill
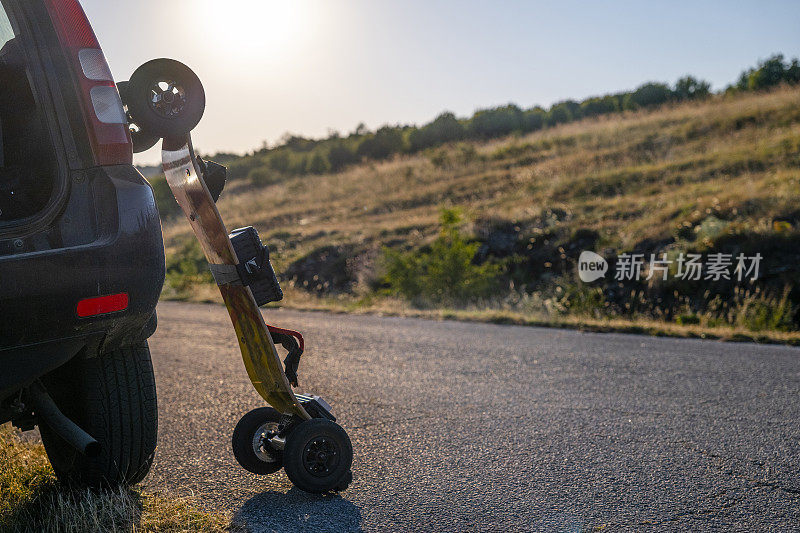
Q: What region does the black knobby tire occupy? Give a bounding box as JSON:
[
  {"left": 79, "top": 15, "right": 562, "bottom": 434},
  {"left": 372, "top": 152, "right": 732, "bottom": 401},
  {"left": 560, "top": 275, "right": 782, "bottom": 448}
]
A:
[
  {"left": 118, "top": 80, "right": 163, "bottom": 153},
  {"left": 126, "top": 58, "right": 205, "bottom": 139},
  {"left": 130, "top": 129, "right": 161, "bottom": 153},
  {"left": 232, "top": 407, "right": 284, "bottom": 475},
  {"left": 283, "top": 418, "right": 353, "bottom": 493},
  {"left": 39, "top": 342, "right": 158, "bottom": 487}
]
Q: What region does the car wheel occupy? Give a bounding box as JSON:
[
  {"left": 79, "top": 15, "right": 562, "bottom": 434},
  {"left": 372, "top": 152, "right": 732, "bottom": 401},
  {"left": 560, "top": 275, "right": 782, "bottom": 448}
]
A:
[{"left": 39, "top": 341, "right": 158, "bottom": 487}]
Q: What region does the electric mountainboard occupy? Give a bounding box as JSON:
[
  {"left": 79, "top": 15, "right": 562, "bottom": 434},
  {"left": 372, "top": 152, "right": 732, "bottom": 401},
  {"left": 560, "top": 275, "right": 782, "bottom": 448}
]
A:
[{"left": 121, "top": 58, "right": 353, "bottom": 493}]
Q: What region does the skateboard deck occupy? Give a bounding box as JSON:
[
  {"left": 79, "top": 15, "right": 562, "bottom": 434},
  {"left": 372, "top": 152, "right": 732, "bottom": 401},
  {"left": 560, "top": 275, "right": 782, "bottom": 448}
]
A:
[{"left": 162, "top": 137, "right": 310, "bottom": 419}]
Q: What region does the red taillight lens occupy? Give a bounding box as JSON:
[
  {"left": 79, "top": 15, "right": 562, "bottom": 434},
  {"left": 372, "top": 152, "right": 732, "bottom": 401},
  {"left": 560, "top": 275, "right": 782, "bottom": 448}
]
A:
[
  {"left": 43, "top": 0, "right": 132, "bottom": 166},
  {"left": 76, "top": 293, "right": 129, "bottom": 318}
]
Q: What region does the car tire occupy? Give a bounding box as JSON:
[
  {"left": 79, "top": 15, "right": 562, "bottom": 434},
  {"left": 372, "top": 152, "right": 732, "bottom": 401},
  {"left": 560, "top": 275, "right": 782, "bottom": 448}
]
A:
[{"left": 39, "top": 341, "right": 158, "bottom": 487}]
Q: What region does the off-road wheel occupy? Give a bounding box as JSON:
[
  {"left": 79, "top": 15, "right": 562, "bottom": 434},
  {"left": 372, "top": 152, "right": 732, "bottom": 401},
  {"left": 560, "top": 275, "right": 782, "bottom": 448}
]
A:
[
  {"left": 126, "top": 58, "right": 205, "bottom": 139},
  {"left": 283, "top": 418, "right": 353, "bottom": 493},
  {"left": 39, "top": 341, "right": 158, "bottom": 487},
  {"left": 232, "top": 406, "right": 284, "bottom": 475},
  {"left": 117, "top": 80, "right": 163, "bottom": 153}
]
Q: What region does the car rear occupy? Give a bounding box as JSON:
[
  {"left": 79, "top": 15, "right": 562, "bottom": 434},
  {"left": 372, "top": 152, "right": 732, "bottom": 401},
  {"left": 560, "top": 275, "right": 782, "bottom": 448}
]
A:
[{"left": 0, "top": 0, "right": 165, "bottom": 486}]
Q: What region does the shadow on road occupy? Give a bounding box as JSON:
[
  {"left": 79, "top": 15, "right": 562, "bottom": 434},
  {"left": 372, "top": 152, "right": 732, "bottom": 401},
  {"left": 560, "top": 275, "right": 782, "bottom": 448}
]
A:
[{"left": 233, "top": 488, "right": 363, "bottom": 533}]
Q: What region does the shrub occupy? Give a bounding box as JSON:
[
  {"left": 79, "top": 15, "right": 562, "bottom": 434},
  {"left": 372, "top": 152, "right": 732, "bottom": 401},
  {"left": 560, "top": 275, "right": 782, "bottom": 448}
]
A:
[
  {"left": 289, "top": 153, "right": 308, "bottom": 174},
  {"left": 148, "top": 175, "right": 180, "bottom": 218},
  {"left": 787, "top": 58, "right": 800, "bottom": 84},
  {"left": 556, "top": 282, "right": 606, "bottom": 317},
  {"left": 268, "top": 150, "right": 291, "bottom": 173},
  {"left": 673, "top": 76, "right": 711, "bottom": 101},
  {"left": 547, "top": 100, "right": 581, "bottom": 125},
  {"left": 409, "top": 112, "right": 465, "bottom": 151},
  {"left": 733, "top": 287, "right": 794, "bottom": 332},
  {"left": 468, "top": 105, "right": 523, "bottom": 138},
  {"left": 356, "top": 126, "right": 405, "bottom": 160},
  {"left": 226, "top": 155, "right": 264, "bottom": 181},
  {"left": 247, "top": 166, "right": 281, "bottom": 185},
  {"left": 308, "top": 152, "right": 330, "bottom": 174},
  {"left": 676, "top": 314, "right": 700, "bottom": 325},
  {"left": 281, "top": 134, "right": 315, "bottom": 152},
  {"left": 747, "top": 54, "right": 789, "bottom": 91},
  {"left": 327, "top": 142, "right": 358, "bottom": 172},
  {"left": 165, "top": 239, "right": 213, "bottom": 293},
  {"left": 580, "top": 95, "right": 620, "bottom": 117},
  {"left": 623, "top": 82, "right": 673, "bottom": 110},
  {"left": 522, "top": 107, "right": 546, "bottom": 131},
  {"left": 382, "top": 208, "right": 503, "bottom": 304}
]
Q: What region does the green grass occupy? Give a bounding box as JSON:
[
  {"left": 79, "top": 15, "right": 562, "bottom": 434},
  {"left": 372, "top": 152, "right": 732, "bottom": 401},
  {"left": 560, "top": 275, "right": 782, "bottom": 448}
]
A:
[{"left": 0, "top": 425, "right": 236, "bottom": 532}]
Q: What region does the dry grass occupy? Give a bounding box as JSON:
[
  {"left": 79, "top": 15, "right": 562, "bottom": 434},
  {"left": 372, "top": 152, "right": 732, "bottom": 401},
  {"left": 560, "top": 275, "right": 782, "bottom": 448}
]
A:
[
  {"left": 0, "top": 425, "right": 236, "bottom": 533},
  {"left": 162, "top": 88, "right": 800, "bottom": 265},
  {"left": 169, "top": 286, "right": 800, "bottom": 346},
  {"left": 159, "top": 87, "right": 800, "bottom": 341}
]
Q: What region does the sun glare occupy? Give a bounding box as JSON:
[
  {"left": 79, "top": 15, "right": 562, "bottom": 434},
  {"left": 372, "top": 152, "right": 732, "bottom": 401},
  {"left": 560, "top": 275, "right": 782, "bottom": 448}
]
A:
[{"left": 196, "top": 0, "right": 308, "bottom": 63}]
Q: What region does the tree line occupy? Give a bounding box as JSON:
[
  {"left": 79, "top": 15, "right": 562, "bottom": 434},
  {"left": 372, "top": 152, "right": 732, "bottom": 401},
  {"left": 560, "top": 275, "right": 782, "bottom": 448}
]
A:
[{"left": 219, "top": 54, "right": 800, "bottom": 184}]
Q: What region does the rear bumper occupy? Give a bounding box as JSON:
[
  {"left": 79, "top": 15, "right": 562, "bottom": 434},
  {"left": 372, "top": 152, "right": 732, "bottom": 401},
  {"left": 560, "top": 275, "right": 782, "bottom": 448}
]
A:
[{"left": 0, "top": 164, "right": 165, "bottom": 397}]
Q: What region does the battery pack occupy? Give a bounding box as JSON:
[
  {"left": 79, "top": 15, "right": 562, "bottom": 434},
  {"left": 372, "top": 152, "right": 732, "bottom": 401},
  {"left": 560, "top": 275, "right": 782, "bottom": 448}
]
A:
[{"left": 229, "top": 226, "right": 283, "bottom": 306}]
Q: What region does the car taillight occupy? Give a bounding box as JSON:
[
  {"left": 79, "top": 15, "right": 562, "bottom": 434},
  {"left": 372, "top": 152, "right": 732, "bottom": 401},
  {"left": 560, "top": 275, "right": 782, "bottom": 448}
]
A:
[
  {"left": 76, "top": 293, "right": 129, "bottom": 317},
  {"left": 43, "top": 0, "right": 132, "bottom": 166}
]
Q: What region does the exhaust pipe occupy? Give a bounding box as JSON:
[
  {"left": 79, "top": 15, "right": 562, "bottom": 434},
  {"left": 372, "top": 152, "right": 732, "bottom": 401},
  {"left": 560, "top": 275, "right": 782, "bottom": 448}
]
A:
[{"left": 28, "top": 382, "right": 101, "bottom": 458}]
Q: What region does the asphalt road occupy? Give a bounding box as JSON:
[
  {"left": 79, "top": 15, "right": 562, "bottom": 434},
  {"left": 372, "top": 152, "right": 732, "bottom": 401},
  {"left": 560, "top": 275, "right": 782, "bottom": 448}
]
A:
[{"left": 145, "top": 301, "right": 800, "bottom": 532}]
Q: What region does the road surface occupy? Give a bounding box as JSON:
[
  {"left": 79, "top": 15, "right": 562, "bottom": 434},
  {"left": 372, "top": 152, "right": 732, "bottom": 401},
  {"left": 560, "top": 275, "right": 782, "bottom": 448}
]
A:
[{"left": 145, "top": 301, "right": 800, "bottom": 531}]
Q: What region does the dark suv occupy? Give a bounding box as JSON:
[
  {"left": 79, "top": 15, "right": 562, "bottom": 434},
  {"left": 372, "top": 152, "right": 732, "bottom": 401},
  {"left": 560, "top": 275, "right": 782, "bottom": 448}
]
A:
[{"left": 0, "top": 0, "right": 164, "bottom": 486}]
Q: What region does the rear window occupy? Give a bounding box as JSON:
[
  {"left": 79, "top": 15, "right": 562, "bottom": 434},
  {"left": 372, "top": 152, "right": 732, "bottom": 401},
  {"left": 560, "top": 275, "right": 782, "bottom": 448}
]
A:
[
  {"left": 0, "top": 4, "right": 13, "bottom": 49},
  {"left": 0, "top": 1, "right": 60, "bottom": 223}
]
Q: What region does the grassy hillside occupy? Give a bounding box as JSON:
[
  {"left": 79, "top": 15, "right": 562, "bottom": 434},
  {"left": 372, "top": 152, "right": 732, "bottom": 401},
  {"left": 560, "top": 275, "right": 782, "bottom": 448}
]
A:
[{"left": 155, "top": 87, "right": 800, "bottom": 341}]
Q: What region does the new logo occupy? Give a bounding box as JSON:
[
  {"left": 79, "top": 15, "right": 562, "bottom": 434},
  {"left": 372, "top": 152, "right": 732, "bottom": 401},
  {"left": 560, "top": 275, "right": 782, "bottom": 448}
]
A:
[{"left": 578, "top": 251, "right": 608, "bottom": 282}]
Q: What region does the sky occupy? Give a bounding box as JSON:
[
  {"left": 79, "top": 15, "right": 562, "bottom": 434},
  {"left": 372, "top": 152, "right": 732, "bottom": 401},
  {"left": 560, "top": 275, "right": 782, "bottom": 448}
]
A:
[{"left": 78, "top": 0, "right": 800, "bottom": 165}]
